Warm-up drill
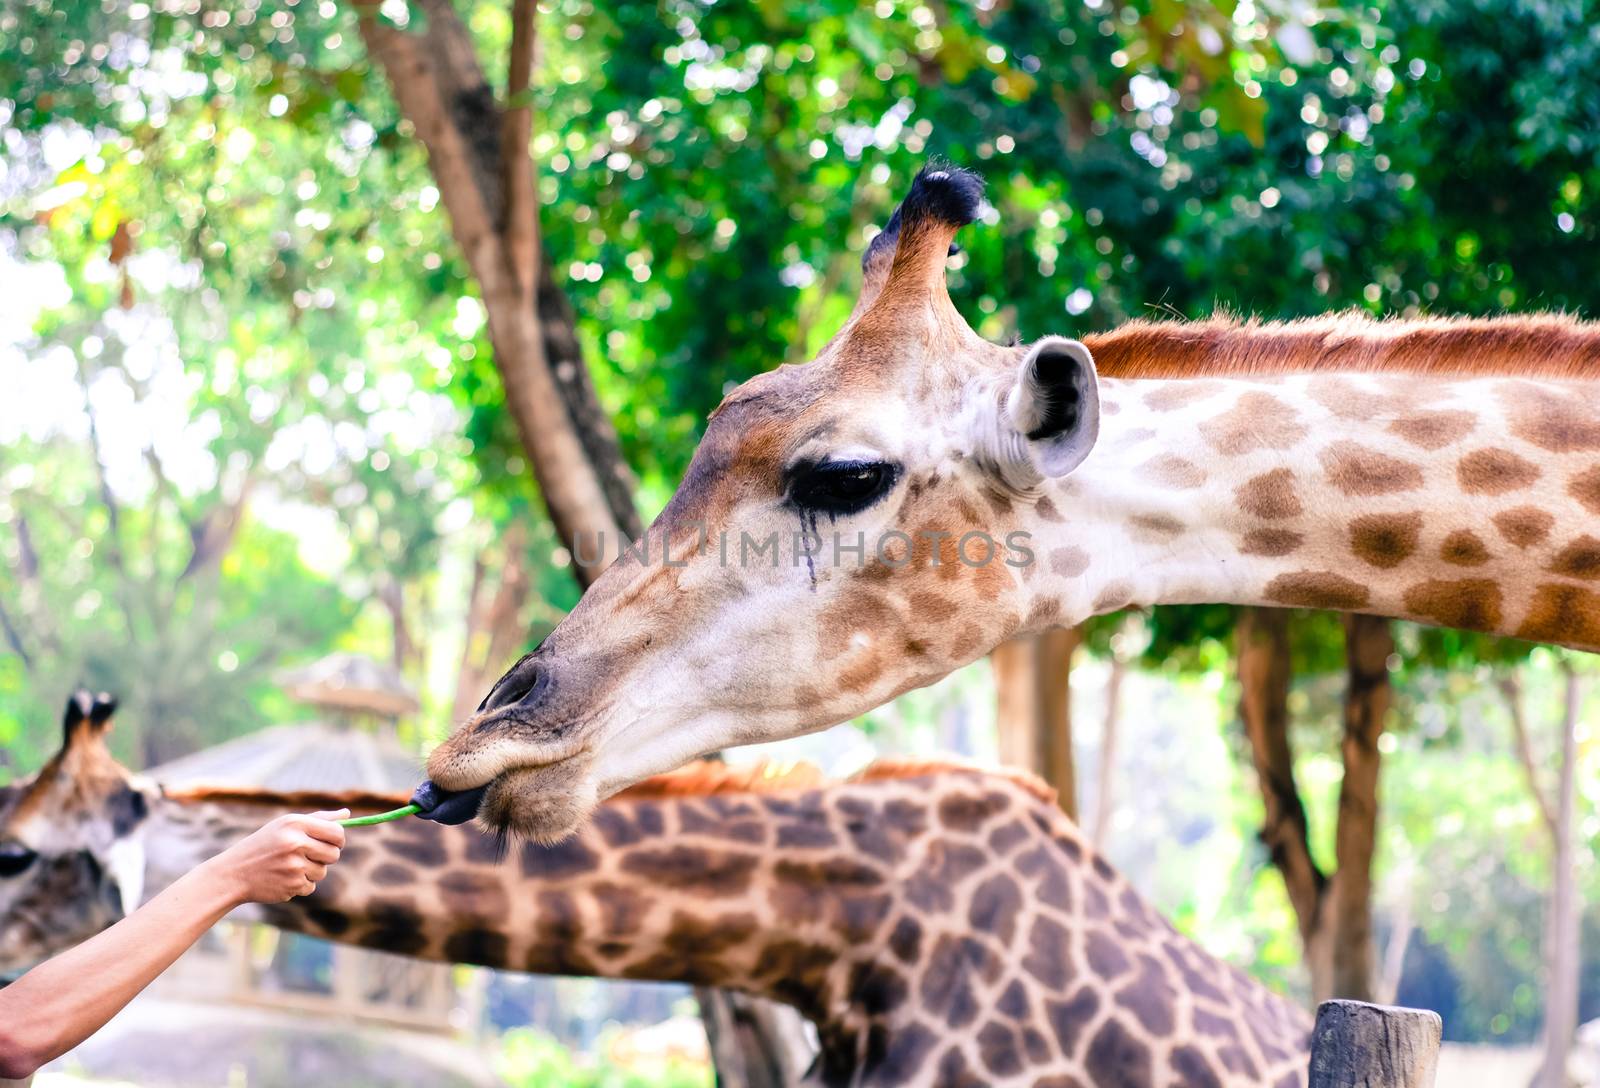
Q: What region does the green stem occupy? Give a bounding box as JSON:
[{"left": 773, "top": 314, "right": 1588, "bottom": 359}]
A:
[{"left": 338, "top": 804, "right": 421, "bottom": 827}]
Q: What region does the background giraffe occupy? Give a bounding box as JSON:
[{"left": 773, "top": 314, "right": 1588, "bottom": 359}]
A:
[
  {"left": 0, "top": 699, "right": 1311, "bottom": 1087},
  {"left": 421, "top": 164, "right": 1600, "bottom": 843}
]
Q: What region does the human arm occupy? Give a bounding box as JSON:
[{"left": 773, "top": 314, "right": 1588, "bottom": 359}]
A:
[{"left": 0, "top": 810, "right": 346, "bottom": 1079}]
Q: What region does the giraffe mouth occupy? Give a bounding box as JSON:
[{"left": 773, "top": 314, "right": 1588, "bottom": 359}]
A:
[{"left": 409, "top": 780, "right": 490, "bottom": 826}]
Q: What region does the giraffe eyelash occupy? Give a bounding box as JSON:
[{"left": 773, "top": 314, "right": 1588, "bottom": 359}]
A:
[{"left": 784, "top": 459, "right": 901, "bottom": 518}]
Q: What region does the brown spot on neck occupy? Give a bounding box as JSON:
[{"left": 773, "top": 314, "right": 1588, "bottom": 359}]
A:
[
  {"left": 1348, "top": 512, "right": 1422, "bottom": 569},
  {"left": 1199, "top": 393, "right": 1308, "bottom": 456},
  {"left": 1493, "top": 506, "right": 1555, "bottom": 549},
  {"left": 1309, "top": 375, "right": 1406, "bottom": 420},
  {"left": 1571, "top": 465, "right": 1600, "bottom": 515},
  {"left": 1403, "top": 579, "right": 1504, "bottom": 632},
  {"left": 1439, "top": 529, "right": 1492, "bottom": 567},
  {"left": 1457, "top": 448, "right": 1541, "bottom": 495},
  {"left": 1138, "top": 454, "right": 1206, "bottom": 489},
  {"left": 1501, "top": 381, "right": 1600, "bottom": 453},
  {"left": 1239, "top": 528, "right": 1304, "bottom": 557},
  {"left": 1321, "top": 442, "right": 1424, "bottom": 496},
  {"left": 1263, "top": 571, "right": 1371, "bottom": 610},
  {"left": 1129, "top": 513, "right": 1185, "bottom": 537},
  {"left": 1142, "top": 380, "right": 1226, "bottom": 411},
  {"left": 1236, "top": 468, "right": 1302, "bottom": 520},
  {"left": 1516, "top": 583, "right": 1600, "bottom": 647},
  {"left": 1049, "top": 547, "right": 1090, "bottom": 578},
  {"left": 1548, "top": 536, "right": 1600, "bottom": 580},
  {"left": 1388, "top": 409, "right": 1477, "bottom": 450}
]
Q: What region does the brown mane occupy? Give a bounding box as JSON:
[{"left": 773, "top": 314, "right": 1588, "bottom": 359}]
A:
[
  {"left": 161, "top": 785, "right": 413, "bottom": 812},
  {"left": 1082, "top": 311, "right": 1600, "bottom": 381},
  {"left": 613, "top": 757, "right": 1058, "bottom": 807},
  {"left": 164, "top": 759, "right": 1056, "bottom": 813}
]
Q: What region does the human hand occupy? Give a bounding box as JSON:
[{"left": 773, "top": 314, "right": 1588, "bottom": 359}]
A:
[{"left": 203, "top": 811, "right": 347, "bottom": 905}]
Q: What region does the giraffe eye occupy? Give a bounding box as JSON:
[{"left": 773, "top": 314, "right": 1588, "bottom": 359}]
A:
[
  {"left": 0, "top": 843, "right": 36, "bottom": 878},
  {"left": 787, "top": 459, "right": 899, "bottom": 517}
]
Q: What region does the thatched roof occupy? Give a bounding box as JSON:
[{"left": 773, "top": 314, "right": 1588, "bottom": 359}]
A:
[
  {"left": 277, "top": 652, "right": 420, "bottom": 717},
  {"left": 150, "top": 721, "right": 423, "bottom": 794}
]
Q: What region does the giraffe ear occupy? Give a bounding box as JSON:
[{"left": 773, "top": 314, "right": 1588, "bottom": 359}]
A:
[
  {"left": 1008, "top": 336, "right": 1100, "bottom": 477},
  {"left": 88, "top": 693, "right": 118, "bottom": 732}
]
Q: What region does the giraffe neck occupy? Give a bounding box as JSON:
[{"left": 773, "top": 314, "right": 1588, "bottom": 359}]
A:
[
  {"left": 76, "top": 772, "right": 1315, "bottom": 1086},
  {"left": 140, "top": 789, "right": 888, "bottom": 1056},
  {"left": 1021, "top": 369, "right": 1600, "bottom": 649}
]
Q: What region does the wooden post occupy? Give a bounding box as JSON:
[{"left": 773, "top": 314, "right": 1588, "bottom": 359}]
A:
[{"left": 1309, "top": 999, "right": 1442, "bottom": 1088}]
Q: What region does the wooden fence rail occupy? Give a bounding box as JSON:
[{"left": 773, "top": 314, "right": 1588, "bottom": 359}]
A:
[{"left": 1309, "top": 999, "right": 1443, "bottom": 1088}]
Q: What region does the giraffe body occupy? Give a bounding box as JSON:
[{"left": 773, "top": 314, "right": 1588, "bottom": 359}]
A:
[
  {"left": 425, "top": 165, "right": 1600, "bottom": 842},
  {"left": 1, "top": 708, "right": 1311, "bottom": 1087}
]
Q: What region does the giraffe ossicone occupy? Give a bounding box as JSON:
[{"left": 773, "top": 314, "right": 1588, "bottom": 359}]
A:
[{"left": 425, "top": 162, "right": 1600, "bottom": 842}]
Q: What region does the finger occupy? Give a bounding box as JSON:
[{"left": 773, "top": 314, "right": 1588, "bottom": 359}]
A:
[
  {"left": 302, "top": 843, "right": 340, "bottom": 865},
  {"left": 301, "top": 814, "right": 348, "bottom": 848},
  {"left": 304, "top": 863, "right": 329, "bottom": 883},
  {"left": 297, "top": 877, "right": 318, "bottom": 898}
]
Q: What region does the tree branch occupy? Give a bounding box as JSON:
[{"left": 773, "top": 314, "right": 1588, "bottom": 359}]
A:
[
  {"left": 502, "top": 0, "right": 538, "bottom": 296},
  {"left": 536, "top": 248, "right": 641, "bottom": 538},
  {"left": 3, "top": 511, "right": 59, "bottom": 656},
  {"left": 1498, "top": 670, "right": 1559, "bottom": 840},
  {"left": 74, "top": 357, "right": 127, "bottom": 575},
  {"left": 180, "top": 479, "right": 252, "bottom": 582},
  {"left": 355, "top": 1, "right": 506, "bottom": 277},
  {"left": 0, "top": 595, "right": 33, "bottom": 672},
  {"left": 14, "top": 513, "right": 38, "bottom": 584}
]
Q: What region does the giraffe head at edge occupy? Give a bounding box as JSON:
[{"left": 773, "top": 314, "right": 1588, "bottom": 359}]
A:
[
  {"left": 427, "top": 164, "right": 1105, "bottom": 843},
  {"left": 0, "top": 691, "right": 155, "bottom": 974}
]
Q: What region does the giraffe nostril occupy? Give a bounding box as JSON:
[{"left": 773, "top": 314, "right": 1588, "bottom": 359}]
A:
[{"left": 479, "top": 656, "right": 549, "bottom": 716}]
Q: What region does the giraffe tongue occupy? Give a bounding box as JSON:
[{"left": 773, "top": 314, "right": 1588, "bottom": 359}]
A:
[{"left": 409, "top": 780, "right": 489, "bottom": 826}]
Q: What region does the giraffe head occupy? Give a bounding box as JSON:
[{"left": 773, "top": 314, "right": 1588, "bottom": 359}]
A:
[
  {"left": 0, "top": 691, "right": 154, "bottom": 973},
  {"left": 427, "top": 165, "right": 1106, "bottom": 840}
]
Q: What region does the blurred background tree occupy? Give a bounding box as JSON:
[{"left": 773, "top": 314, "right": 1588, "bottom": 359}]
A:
[{"left": 1, "top": 0, "right": 1596, "bottom": 1078}]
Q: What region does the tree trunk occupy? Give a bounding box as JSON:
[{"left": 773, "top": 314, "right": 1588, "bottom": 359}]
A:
[
  {"left": 1536, "top": 664, "right": 1583, "bottom": 1088},
  {"left": 536, "top": 246, "right": 640, "bottom": 540},
  {"left": 450, "top": 525, "right": 533, "bottom": 727},
  {"left": 1236, "top": 608, "right": 1391, "bottom": 1005},
  {"left": 355, "top": 0, "right": 626, "bottom": 586},
  {"left": 379, "top": 577, "right": 414, "bottom": 674},
  {"left": 1329, "top": 612, "right": 1392, "bottom": 1004},
  {"left": 1236, "top": 608, "right": 1325, "bottom": 943},
  {"left": 992, "top": 626, "right": 1082, "bottom": 819}
]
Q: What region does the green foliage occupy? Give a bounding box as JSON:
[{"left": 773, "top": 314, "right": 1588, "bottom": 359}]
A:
[{"left": 497, "top": 1027, "right": 711, "bottom": 1088}]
